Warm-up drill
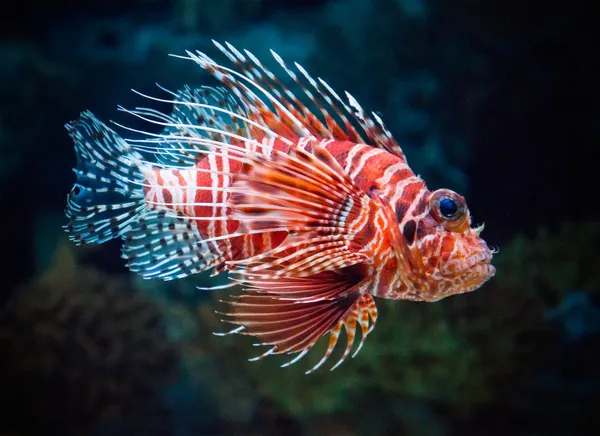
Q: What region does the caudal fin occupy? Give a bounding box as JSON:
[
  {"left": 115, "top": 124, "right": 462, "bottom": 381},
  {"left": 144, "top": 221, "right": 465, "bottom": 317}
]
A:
[{"left": 64, "top": 111, "right": 148, "bottom": 245}]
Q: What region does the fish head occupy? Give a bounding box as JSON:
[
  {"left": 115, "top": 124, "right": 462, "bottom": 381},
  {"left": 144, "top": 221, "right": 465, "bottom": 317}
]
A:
[{"left": 406, "top": 188, "right": 496, "bottom": 302}]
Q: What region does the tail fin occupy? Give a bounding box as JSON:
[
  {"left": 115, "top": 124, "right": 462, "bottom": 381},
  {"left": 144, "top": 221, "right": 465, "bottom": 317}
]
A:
[{"left": 64, "top": 111, "right": 148, "bottom": 245}]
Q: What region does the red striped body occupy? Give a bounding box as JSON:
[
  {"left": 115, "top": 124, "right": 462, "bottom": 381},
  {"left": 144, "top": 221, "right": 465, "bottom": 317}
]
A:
[{"left": 143, "top": 137, "right": 433, "bottom": 298}]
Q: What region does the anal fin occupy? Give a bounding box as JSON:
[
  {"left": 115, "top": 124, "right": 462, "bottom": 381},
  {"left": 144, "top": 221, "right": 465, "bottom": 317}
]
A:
[{"left": 121, "top": 209, "right": 226, "bottom": 280}]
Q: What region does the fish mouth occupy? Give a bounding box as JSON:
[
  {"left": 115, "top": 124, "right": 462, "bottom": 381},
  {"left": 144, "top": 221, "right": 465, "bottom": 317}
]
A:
[
  {"left": 465, "top": 249, "right": 494, "bottom": 269},
  {"left": 444, "top": 248, "right": 496, "bottom": 279},
  {"left": 463, "top": 249, "right": 496, "bottom": 282}
]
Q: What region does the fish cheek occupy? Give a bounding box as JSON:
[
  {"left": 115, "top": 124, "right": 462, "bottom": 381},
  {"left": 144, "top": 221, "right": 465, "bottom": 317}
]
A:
[{"left": 440, "top": 235, "right": 455, "bottom": 258}]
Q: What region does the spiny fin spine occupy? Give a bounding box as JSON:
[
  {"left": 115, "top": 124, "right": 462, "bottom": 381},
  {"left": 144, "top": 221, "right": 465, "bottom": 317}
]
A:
[{"left": 176, "top": 41, "right": 405, "bottom": 158}]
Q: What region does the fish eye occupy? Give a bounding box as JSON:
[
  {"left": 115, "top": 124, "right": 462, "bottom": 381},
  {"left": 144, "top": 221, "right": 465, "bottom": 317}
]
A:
[
  {"left": 439, "top": 197, "right": 459, "bottom": 219},
  {"left": 430, "top": 189, "right": 468, "bottom": 230}
]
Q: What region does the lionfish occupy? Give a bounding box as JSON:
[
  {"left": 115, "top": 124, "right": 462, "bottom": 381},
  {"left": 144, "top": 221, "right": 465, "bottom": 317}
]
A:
[{"left": 64, "top": 41, "right": 495, "bottom": 373}]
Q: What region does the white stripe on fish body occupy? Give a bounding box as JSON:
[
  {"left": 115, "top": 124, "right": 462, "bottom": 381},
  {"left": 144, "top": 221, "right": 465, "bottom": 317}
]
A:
[
  {"left": 179, "top": 170, "right": 197, "bottom": 217},
  {"left": 144, "top": 169, "right": 161, "bottom": 204},
  {"left": 206, "top": 151, "right": 219, "bottom": 239},
  {"left": 349, "top": 148, "right": 386, "bottom": 180},
  {"left": 261, "top": 136, "right": 277, "bottom": 156},
  {"left": 220, "top": 144, "right": 233, "bottom": 257},
  {"left": 343, "top": 143, "right": 362, "bottom": 174},
  {"left": 388, "top": 178, "right": 424, "bottom": 213},
  {"left": 384, "top": 267, "right": 406, "bottom": 299},
  {"left": 396, "top": 185, "right": 428, "bottom": 226},
  {"left": 361, "top": 208, "right": 387, "bottom": 255},
  {"left": 163, "top": 169, "right": 186, "bottom": 208},
  {"left": 297, "top": 136, "right": 318, "bottom": 151},
  {"left": 376, "top": 161, "right": 412, "bottom": 188}
]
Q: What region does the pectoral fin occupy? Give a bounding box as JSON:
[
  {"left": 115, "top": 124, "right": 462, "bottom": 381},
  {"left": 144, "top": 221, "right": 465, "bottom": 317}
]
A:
[{"left": 217, "top": 270, "right": 378, "bottom": 373}]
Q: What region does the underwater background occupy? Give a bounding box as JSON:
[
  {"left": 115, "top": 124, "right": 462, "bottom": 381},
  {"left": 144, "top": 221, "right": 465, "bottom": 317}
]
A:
[{"left": 0, "top": 0, "right": 598, "bottom": 435}]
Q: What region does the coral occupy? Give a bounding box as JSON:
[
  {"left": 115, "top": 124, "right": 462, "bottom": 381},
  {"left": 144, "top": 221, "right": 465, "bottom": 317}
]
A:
[
  {"left": 0, "top": 239, "right": 179, "bottom": 436},
  {"left": 490, "top": 221, "right": 600, "bottom": 304}
]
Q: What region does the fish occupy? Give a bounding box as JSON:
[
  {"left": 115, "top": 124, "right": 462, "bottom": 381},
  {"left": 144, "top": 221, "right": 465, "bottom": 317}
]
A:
[{"left": 64, "top": 41, "right": 496, "bottom": 373}]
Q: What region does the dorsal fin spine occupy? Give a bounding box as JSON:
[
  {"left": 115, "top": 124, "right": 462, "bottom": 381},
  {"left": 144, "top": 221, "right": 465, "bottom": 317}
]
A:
[
  {"left": 184, "top": 49, "right": 310, "bottom": 137},
  {"left": 217, "top": 43, "right": 311, "bottom": 138},
  {"left": 130, "top": 87, "right": 290, "bottom": 146}
]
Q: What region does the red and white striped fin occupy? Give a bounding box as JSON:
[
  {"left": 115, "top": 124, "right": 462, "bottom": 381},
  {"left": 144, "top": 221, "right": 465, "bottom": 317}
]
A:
[
  {"left": 176, "top": 41, "right": 405, "bottom": 157},
  {"left": 239, "top": 271, "right": 357, "bottom": 302},
  {"left": 218, "top": 273, "right": 377, "bottom": 373},
  {"left": 307, "top": 292, "right": 378, "bottom": 373},
  {"left": 344, "top": 91, "right": 405, "bottom": 159},
  {"left": 181, "top": 47, "right": 309, "bottom": 141},
  {"left": 216, "top": 41, "right": 353, "bottom": 141},
  {"left": 227, "top": 142, "right": 376, "bottom": 278},
  {"left": 290, "top": 60, "right": 365, "bottom": 143}
]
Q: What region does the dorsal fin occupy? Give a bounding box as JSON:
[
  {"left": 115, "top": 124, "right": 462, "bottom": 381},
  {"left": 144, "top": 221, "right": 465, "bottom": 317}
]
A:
[
  {"left": 175, "top": 41, "right": 406, "bottom": 159},
  {"left": 116, "top": 85, "right": 270, "bottom": 168},
  {"left": 155, "top": 85, "right": 251, "bottom": 165},
  {"left": 215, "top": 41, "right": 346, "bottom": 141}
]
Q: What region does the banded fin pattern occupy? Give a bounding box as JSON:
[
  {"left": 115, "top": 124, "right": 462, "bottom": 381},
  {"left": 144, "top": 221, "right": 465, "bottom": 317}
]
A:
[
  {"left": 180, "top": 41, "right": 406, "bottom": 158},
  {"left": 309, "top": 292, "right": 378, "bottom": 373},
  {"left": 121, "top": 85, "right": 256, "bottom": 168},
  {"left": 121, "top": 209, "right": 225, "bottom": 280},
  {"left": 64, "top": 111, "right": 148, "bottom": 244},
  {"left": 117, "top": 86, "right": 249, "bottom": 169},
  {"left": 228, "top": 142, "right": 374, "bottom": 278},
  {"left": 219, "top": 271, "right": 377, "bottom": 373}
]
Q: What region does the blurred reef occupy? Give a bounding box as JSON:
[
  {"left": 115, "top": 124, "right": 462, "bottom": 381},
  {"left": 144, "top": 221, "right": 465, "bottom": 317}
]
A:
[
  {"left": 0, "top": 0, "right": 597, "bottom": 435},
  {"left": 2, "top": 222, "right": 599, "bottom": 434},
  {"left": 176, "top": 221, "right": 600, "bottom": 435},
  {"left": 0, "top": 240, "right": 179, "bottom": 435}
]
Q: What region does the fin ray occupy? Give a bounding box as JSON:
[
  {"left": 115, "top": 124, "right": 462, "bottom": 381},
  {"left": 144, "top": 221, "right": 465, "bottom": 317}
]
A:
[
  {"left": 172, "top": 41, "right": 406, "bottom": 158},
  {"left": 64, "top": 111, "right": 148, "bottom": 244},
  {"left": 219, "top": 272, "right": 377, "bottom": 372},
  {"left": 121, "top": 209, "right": 226, "bottom": 280},
  {"left": 227, "top": 142, "right": 376, "bottom": 278}
]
